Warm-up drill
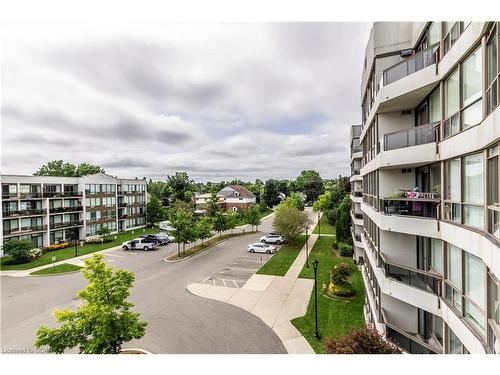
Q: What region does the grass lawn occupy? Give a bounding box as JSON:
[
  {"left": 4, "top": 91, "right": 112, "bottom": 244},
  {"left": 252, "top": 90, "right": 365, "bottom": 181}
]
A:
[
  {"left": 0, "top": 227, "right": 158, "bottom": 271},
  {"left": 291, "top": 236, "right": 365, "bottom": 353},
  {"left": 259, "top": 208, "right": 273, "bottom": 219},
  {"left": 256, "top": 235, "right": 306, "bottom": 276},
  {"left": 166, "top": 231, "right": 254, "bottom": 261},
  {"left": 312, "top": 213, "right": 336, "bottom": 235},
  {"left": 30, "top": 263, "right": 82, "bottom": 276}
]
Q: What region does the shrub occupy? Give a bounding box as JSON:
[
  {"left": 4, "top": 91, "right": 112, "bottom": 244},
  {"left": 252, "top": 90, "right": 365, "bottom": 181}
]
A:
[
  {"left": 330, "top": 262, "right": 352, "bottom": 285},
  {"left": 327, "top": 282, "right": 355, "bottom": 297},
  {"left": 325, "top": 327, "right": 401, "bottom": 354},
  {"left": 29, "top": 248, "right": 43, "bottom": 258},
  {"left": 11, "top": 248, "right": 32, "bottom": 264},
  {"left": 2, "top": 239, "right": 35, "bottom": 264},
  {"left": 324, "top": 209, "right": 336, "bottom": 226},
  {"left": 46, "top": 242, "right": 71, "bottom": 251},
  {"left": 85, "top": 235, "right": 104, "bottom": 244},
  {"left": 331, "top": 238, "right": 338, "bottom": 249},
  {"left": 339, "top": 243, "right": 353, "bottom": 257}
]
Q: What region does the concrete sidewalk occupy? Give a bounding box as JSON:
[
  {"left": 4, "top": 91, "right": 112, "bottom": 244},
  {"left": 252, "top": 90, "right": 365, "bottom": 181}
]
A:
[{"left": 188, "top": 232, "right": 319, "bottom": 354}]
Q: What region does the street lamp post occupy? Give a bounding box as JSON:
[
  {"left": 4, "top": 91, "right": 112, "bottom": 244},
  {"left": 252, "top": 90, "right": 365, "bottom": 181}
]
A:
[
  {"left": 305, "top": 227, "right": 309, "bottom": 268},
  {"left": 317, "top": 211, "right": 321, "bottom": 239},
  {"left": 313, "top": 258, "right": 320, "bottom": 340},
  {"left": 74, "top": 236, "right": 78, "bottom": 258}
]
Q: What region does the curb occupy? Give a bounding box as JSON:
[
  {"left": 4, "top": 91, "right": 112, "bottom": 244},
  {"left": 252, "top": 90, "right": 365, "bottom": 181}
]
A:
[
  {"left": 29, "top": 269, "right": 82, "bottom": 277},
  {"left": 164, "top": 232, "right": 257, "bottom": 263},
  {"left": 120, "top": 348, "right": 153, "bottom": 354}
]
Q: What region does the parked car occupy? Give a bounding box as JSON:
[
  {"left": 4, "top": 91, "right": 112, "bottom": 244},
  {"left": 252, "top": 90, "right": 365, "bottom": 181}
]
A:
[
  {"left": 140, "top": 233, "right": 172, "bottom": 246},
  {"left": 260, "top": 234, "right": 285, "bottom": 245},
  {"left": 247, "top": 242, "right": 277, "bottom": 254},
  {"left": 122, "top": 238, "right": 159, "bottom": 251}
]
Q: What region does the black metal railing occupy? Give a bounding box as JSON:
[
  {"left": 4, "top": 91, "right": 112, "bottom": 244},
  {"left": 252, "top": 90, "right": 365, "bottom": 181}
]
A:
[
  {"left": 50, "top": 220, "right": 83, "bottom": 229},
  {"left": 49, "top": 205, "right": 83, "bottom": 213},
  {"left": 383, "top": 122, "right": 438, "bottom": 151},
  {"left": 2, "top": 209, "right": 46, "bottom": 217},
  {"left": 383, "top": 44, "right": 439, "bottom": 86},
  {"left": 381, "top": 197, "right": 439, "bottom": 219}
]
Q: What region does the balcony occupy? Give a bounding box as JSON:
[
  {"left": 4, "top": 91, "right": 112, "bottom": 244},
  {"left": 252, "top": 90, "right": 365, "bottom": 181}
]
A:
[
  {"left": 382, "top": 192, "right": 440, "bottom": 219},
  {"left": 118, "top": 202, "right": 127, "bottom": 208},
  {"left": 49, "top": 206, "right": 83, "bottom": 213},
  {"left": 379, "top": 253, "right": 442, "bottom": 296},
  {"left": 383, "top": 122, "right": 438, "bottom": 151},
  {"left": 382, "top": 310, "right": 441, "bottom": 354},
  {"left": 118, "top": 214, "right": 128, "bottom": 220},
  {"left": 50, "top": 220, "right": 84, "bottom": 229},
  {"left": 3, "top": 225, "right": 47, "bottom": 235},
  {"left": 382, "top": 44, "right": 439, "bottom": 86},
  {"left": 2, "top": 209, "right": 46, "bottom": 217},
  {"left": 61, "top": 191, "right": 83, "bottom": 197}
]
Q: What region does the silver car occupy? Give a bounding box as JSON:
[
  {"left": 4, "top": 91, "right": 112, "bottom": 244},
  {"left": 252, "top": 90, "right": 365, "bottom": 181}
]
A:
[
  {"left": 247, "top": 242, "right": 277, "bottom": 254},
  {"left": 260, "top": 234, "right": 285, "bottom": 245}
]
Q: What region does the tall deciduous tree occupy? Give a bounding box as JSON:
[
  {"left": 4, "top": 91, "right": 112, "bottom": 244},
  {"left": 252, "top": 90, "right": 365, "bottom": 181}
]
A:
[
  {"left": 147, "top": 181, "right": 172, "bottom": 206},
  {"left": 169, "top": 208, "right": 194, "bottom": 257},
  {"left": 212, "top": 211, "right": 228, "bottom": 237},
  {"left": 262, "top": 179, "right": 280, "bottom": 208},
  {"left": 244, "top": 205, "right": 261, "bottom": 231},
  {"left": 225, "top": 210, "right": 239, "bottom": 235},
  {"left": 295, "top": 170, "right": 324, "bottom": 203},
  {"left": 273, "top": 204, "right": 311, "bottom": 245},
  {"left": 333, "top": 195, "right": 352, "bottom": 243},
  {"left": 34, "top": 254, "right": 147, "bottom": 354},
  {"left": 196, "top": 216, "right": 213, "bottom": 245},
  {"left": 34, "top": 160, "right": 104, "bottom": 177},
  {"left": 146, "top": 196, "right": 166, "bottom": 226},
  {"left": 281, "top": 192, "right": 305, "bottom": 211},
  {"left": 166, "top": 172, "right": 194, "bottom": 202}
]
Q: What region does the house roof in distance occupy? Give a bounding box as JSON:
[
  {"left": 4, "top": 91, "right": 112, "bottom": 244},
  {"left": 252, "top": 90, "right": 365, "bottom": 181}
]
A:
[{"left": 219, "top": 184, "right": 256, "bottom": 198}]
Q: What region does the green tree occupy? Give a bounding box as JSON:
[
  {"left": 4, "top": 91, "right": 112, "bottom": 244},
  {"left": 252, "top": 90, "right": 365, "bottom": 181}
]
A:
[
  {"left": 34, "top": 160, "right": 104, "bottom": 177},
  {"left": 2, "top": 239, "right": 35, "bottom": 264},
  {"left": 244, "top": 205, "right": 261, "bottom": 231},
  {"left": 206, "top": 191, "right": 221, "bottom": 217},
  {"left": 281, "top": 192, "right": 305, "bottom": 211},
  {"left": 195, "top": 217, "right": 213, "bottom": 245},
  {"left": 273, "top": 204, "right": 311, "bottom": 245},
  {"left": 34, "top": 254, "right": 147, "bottom": 354},
  {"left": 295, "top": 170, "right": 324, "bottom": 203},
  {"left": 96, "top": 226, "right": 111, "bottom": 241},
  {"left": 225, "top": 210, "right": 239, "bottom": 235},
  {"left": 333, "top": 195, "right": 352, "bottom": 243},
  {"left": 147, "top": 181, "right": 172, "bottom": 206},
  {"left": 212, "top": 211, "right": 228, "bottom": 237},
  {"left": 262, "top": 179, "right": 280, "bottom": 208},
  {"left": 166, "top": 172, "right": 194, "bottom": 202},
  {"left": 146, "top": 196, "right": 166, "bottom": 226},
  {"left": 169, "top": 208, "right": 194, "bottom": 257}
]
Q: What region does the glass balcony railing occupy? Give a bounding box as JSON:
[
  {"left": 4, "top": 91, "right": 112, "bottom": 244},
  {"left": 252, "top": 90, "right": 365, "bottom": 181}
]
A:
[
  {"left": 381, "top": 193, "right": 440, "bottom": 219},
  {"left": 383, "top": 44, "right": 439, "bottom": 86},
  {"left": 383, "top": 122, "right": 438, "bottom": 151}
]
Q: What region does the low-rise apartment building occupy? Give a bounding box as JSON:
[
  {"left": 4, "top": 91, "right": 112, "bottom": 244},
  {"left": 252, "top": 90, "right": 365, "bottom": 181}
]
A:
[
  {"left": 353, "top": 22, "right": 500, "bottom": 354},
  {"left": 1, "top": 172, "right": 147, "bottom": 255}
]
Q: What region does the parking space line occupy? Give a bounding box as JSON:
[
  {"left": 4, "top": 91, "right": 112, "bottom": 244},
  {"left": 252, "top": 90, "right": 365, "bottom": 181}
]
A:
[
  {"left": 222, "top": 279, "right": 227, "bottom": 287},
  {"left": 231, "top": 280, "right": 239, "bottom": 288}
]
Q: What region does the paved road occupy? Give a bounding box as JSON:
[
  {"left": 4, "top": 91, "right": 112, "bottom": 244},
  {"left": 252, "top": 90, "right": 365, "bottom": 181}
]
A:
[{"left": 1, "top": 212, "right": 308, "bottom": 354}]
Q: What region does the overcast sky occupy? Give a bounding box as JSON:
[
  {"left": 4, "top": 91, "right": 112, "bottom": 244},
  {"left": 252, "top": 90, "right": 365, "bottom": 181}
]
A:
[{"left": 1, "top": 22, "right": 370, "bottom": 182}]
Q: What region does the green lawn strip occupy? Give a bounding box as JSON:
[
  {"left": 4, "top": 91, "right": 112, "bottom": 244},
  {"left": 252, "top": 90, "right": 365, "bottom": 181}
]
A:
[
  {"left": 259, "top": 209, "right": 273, "bottom": 220},
  {"left": 166, "top": 231, "right": 255, "bottom": 261},
  {"left": 256, "top": 235, "right": 306, "bottom": 276},
  {"left": 292, "top": 236, "right": 365, "bottom": 353},
  {"left": 312, "top": 213, "right": 336, "bottom": 235},
  {"left": 1, "top": 227, "right": 158, "bottom": 270},
  {"left": 30, "top": 263, "right": 82, "bottom": 276}
]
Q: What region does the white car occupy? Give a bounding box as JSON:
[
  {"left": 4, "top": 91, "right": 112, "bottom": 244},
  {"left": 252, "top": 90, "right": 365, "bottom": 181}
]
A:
[
  {"left": 122, "top": 238, "right": 158, "bottom": 251},
  {"left": 260, "top": 234, "right": 285, "bottom": 245},
  {"left": 247, "top": 242, "right": 277, "bottom": 254}
]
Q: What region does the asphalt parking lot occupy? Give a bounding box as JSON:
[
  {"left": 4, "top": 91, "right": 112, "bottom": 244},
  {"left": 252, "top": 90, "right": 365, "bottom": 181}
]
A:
[{"left": 200, "top": 251, "right": 274, "bottom": 288}]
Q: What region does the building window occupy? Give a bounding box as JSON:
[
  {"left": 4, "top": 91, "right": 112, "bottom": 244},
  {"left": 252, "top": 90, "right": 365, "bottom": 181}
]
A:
[
  {"left": 447, "top": 326, "right": 468, "bottom": 354},
  {"left": 488, "top": 145, "right": 500, "bottom": 239},
  {"left": 464, "top": 253, "right": 486, "bottom": 336},
  {"left": 444, "top": 47, "right": 483, "bottom": 138},
  {"left": 488, "top": 273, "right": 500, "bottom": 353},
  {"left": 486, "top": 24, "right": 499, "bottom": 115}
]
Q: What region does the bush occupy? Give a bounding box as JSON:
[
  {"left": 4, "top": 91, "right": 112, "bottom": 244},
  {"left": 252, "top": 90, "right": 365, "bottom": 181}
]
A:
[
  {"left": 2, "top": 239, "right": 36, "bottom": 264},
  {"left": 324, "top": 209, "right": 336, "bottom": 226},
  {"left": 29, "top": 248, "right": 43, "bottom": 258},
  {"left": 85, "top": 235, "right": 104, "bottom": 243},
  {"left": 331, "top": 239, "right": 338, "bottom": 249},
  {"left": 46, "top": 242, "right": 71, "bottom": 251},
  {"left": 10, "top": 248, "right": 32, "bottom": 264},
  {"left": 327, "top": 282, "right": 355, "bottom": 297},
  {"left": 339, "top": 243, "right": 353, "bottom": 257},
  {"left": 325, "top": 327, "right": 401, "bottom": 354},
  {"left": 330, "top": 262, "right": 352, "bottom": 285}
]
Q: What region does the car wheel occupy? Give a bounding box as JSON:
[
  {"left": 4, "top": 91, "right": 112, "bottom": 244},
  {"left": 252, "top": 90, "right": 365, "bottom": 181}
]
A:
[
  {"left": 143, "top": 246, "right": 149, "bottom": 251},
  {"left": 260, "top": 239, "right": 266, "bottom": 243},
  {"left": 122, "top": 246, "right": 128, "bottom": 251},
  {"left": 250, "top": 249, "right": 255, "bottom": 253},
  {"left": 276, "top": 240, "right": 282, "bottom": 245},
  {"left": 266, "top": 250, "right": 271, "bottom": 254}
]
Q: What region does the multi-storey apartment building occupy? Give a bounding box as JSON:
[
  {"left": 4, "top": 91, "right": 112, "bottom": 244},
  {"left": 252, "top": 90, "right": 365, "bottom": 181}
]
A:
[
  {"left": 0, "top": 172, "right": 147, "bottom": 255},
  {"left": 353, "top": 22, "right": 500, "bottom": 354},
  {"left": 350, "top": 124, "right": 364, "bottom": 263}
]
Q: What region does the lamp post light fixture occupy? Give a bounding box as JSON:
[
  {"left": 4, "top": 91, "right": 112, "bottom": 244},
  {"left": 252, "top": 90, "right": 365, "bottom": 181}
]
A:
[{"left": 313, "top": 258, "right": 320, "bottom": 340}]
